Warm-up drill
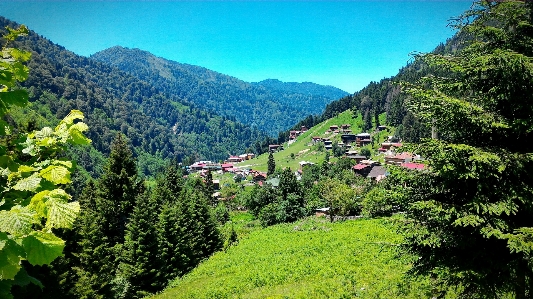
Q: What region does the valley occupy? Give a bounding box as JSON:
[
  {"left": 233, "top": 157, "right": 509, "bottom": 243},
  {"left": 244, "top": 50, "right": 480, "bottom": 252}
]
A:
[{"left": 1, "top": 1, "right": 532, "bottom": 299}]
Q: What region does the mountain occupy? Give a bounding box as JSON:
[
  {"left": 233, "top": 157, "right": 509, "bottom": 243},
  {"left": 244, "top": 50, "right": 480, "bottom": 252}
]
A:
[
  {"left": 0, "top": 17, "right": 267, "bottom": 178},
  {"left": 91, "top": 46, "right": 348, "bottom": 135},
  {"left": 252, "top": 79, "right": 348, "bottom": 100}
]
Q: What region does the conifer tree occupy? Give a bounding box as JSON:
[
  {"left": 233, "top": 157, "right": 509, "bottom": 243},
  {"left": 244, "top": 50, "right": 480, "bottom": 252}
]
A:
[
  {"left": 97, "top": 133, "right": 143, "bottom": 246},
  {"left": 267, "top": 151, "right": 276, "bottom": 176},
  {"left": 74, "top": 181, "right": 115, "bottom": 298},
  {"left": 394, "top": 1, "right": 533, "bottom": 297},
  {"left": 116, "top": 191, "right": 160, "bottom": 298}
]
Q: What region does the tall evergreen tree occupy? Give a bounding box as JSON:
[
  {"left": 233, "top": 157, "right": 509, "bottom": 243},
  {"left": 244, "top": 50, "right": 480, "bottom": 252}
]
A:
[
  {"left": 267, "top": 151, "right": 276, "bottom": 176},
  {"left": 98, "top": 133, "right": 143, "bottom": 246},
  {"left": 393, "top": 1, "right": 533, "bottom": 297},
  {"left": 74, "top": 181, "right": 115, "bottom": 298},
  {"left": 116, "top": 191, "right": 160, "bottom": 298}
]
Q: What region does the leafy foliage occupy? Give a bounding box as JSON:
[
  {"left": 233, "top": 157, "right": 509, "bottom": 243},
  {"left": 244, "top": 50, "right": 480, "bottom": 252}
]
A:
[{"left": 0, "top": 25, "right": 90, "bottom": 298}]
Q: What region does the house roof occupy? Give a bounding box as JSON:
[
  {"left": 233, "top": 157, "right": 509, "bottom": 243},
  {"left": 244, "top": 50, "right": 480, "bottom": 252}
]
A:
[
  {"left": 352, "top": 164, "right": 370, "bottom": 170},
  {"left": 367, "top": 166, "right": 387, "bottom": 178},
  {"left": 401, "top": 162, "right": 426, "bottom": 170},
  {"left": 221, "top": 163, "right": 234, "bottom": 168}
]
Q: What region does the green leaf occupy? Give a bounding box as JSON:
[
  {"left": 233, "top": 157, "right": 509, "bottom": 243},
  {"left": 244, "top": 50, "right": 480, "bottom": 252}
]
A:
[
  {"left": 0, "top": 233, "right": 23, "bottom": 280},
  {"left": 45, "top": 192, "right": 79, "bottom": 230},
  {"left": 12, "top": 173, "right": 41, "bottom": 191},
  {"left": 21, "top": 231, "right": 64, "bottom": 266},
  {"left": 59, "top": 110, "right": 84, "bottom": 126},
  {"left": 0, "top": 89, "right": 28, "bottom": 107},
  {"left": 51, "top": 160, "right": 72, "bottom": 169},
  {"left": 68, "top": 128, "right": 91, "bottom": 145},
  {"left": 0, "top": 206, "right": 37, "bottom": 235},
  {"left": 40, "top": 165, "right": 70, "bottom": 184},
  {"left": 12, "top": 267, "right": 42, "bottom": 288},
  {"left": 28, "top": 191, "right": 50, "bottom": 218}
]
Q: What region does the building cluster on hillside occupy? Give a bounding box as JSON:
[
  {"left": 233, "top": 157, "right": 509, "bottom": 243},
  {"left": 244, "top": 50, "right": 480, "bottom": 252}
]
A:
[
  {"left": 349, "top": 139, "right": 425, "bottom": 182},
  {"left": 289, "top": 126, "right": 309, "bottom": 140}
]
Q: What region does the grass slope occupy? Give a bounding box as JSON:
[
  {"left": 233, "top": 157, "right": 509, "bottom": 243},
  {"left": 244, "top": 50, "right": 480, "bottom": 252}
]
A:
[{"left": 152, "top": 217, "right": 432, "bottom": 299}]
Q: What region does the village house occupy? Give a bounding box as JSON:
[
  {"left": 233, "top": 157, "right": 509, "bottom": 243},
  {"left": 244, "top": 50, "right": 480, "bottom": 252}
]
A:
[
  {"left": 253, "top": 172, "right": 267, "bottom": 182},
  {"left": 312, "top": 136, "right": 322, "bottom": 143},
  {"left": 341, "top": 134, "right": 357, "bottom": 145},
  {"left": 315, "top": 207, "right": 330, "bottom": 217},
  {"left": 352, "top": 163, "right": 372, "bottom": 176},
  {"left": 367, "top": 166, "right": 387, "bottom": 181},
  {"left": 329, "top": 125, "right": 339, "bottom": 131},
  {"left": 377, "top": 125, "right": 388, "bottom": 131},
  {"left": 385, "top": 152, "right": 413, "bottom": 165},
  {"left": 269, "top": 144, "right": 283, "bottom": 152},
  {"left": 400, "top": 162, "right": 426, "bottom": 170},
  {"left": 355, "top": 133, "right": 372, "bottom": 147},
  {"left": 227, "top": 155, "right": 243, "bottom": 163},
  {"left": 301, "top": 126, "right": 308, "bottom": 132},
  {"left": 221, "top": 163, "right": 234, "bottom": 172}
]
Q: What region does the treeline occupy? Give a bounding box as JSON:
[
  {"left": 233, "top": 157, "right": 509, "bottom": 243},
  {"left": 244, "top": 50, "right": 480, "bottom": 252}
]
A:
[
  {"left": 13, "top": 134, "right": 223, "bottom": 299},
  {"left": 91, "top": 47, "right": 347, "bottom": 136},
  {"left": 0, "top": 17, "right": 268, "bottom": 180}
]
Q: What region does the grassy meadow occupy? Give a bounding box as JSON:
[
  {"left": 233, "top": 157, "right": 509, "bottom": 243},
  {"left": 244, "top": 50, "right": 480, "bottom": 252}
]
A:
[{"left": 152, "top": 216, "right": 436, "bottom": 299}]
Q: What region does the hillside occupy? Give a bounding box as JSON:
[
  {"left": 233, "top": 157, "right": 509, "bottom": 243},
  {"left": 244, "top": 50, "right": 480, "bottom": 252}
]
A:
[
  {"left": 91, "top": 46, "right": 348, "bottom": 135},
  {"left": 152, "top": 216, "right": 431, "bottom": 299},
  {"left": 0, "top": 17, "right": 268, "bottom": 177},
  {"left": 237, "top": 109, "right": 390, "bottom": 172}
]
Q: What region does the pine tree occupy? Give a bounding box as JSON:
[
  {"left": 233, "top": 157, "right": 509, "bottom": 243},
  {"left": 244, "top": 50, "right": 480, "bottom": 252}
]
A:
[
  {"left": 393, "top": 1, "right": 533, "bottom": 297},
  {"left": 74, "top": 182, "right": 115, "bottom": 298},
  {"left": 116, "top": 191, "right": 160, "bottom": 298},
  {"left": 267, "top": 151, "right": 276, "bottom": 176},
  {"left": 98, "top": 134, "right": 143, "bottom": 246}
]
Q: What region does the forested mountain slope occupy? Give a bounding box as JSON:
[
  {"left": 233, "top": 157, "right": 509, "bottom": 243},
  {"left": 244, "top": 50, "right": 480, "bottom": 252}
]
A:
[
  {"left": 91, "top": 46, "right": 348, "bottom": 135},
  {"left": 0, "top": 17, "right": 267, "bottom": 177}
]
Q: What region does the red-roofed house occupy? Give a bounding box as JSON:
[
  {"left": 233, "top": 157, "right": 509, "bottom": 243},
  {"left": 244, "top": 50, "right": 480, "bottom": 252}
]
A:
[
  {"left": 227, "top": 156, "right": 243, "bottom": 163},
  {"left": 221, "top": 163, "right": 234, "bottom": 172},
  {"left": 400, "top": 162, "right": 426, "bottom": 170}
]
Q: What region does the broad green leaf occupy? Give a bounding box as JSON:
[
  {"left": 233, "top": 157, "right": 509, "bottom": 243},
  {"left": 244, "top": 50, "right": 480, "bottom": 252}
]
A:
[
  {"left": 45, "top": 198, "right": 79, "bottom": 230},
  {"left": 34, "top": 126, "right": 53, "bottom": 139},
  {"left": 28, "top": 191, "right": 51, "bottom": 218},
  {"left": 40, "top": 165, "right": 70, "bottom": 184},
  {"left": 0, "top": 206, "right": 37, "bottom": 235},
  {"left": 6, "top": 48, "right": 31, "bottom": 62},
  {"left": 20, "top": 138, "right": 37, "bottom": 156},
  {"left": 0, "top": 236, "right": 23, "bottom": 280},
  {"left": 21, "top": 231, "right": 64, "bottom": 266},
  {"left": 17, "top": 165, "right": 37, "bottom": 173},
  {"left": 12, "top": 267, "right": 42, "bottom": 289},
  {"left": 68, "top": 128, "right": 91, "bottom": 145},
  {"left": 0, "top": 89, "right": 28, "bottom": 107},
  {"left": 51, "top": 160, "right": 72, "bottom": 169},
  {"left": 59, "top": 110, "right": 84, "bottom": 126},
  {"left": 12, "top": 173, "right": 41, "bottom": 191}
]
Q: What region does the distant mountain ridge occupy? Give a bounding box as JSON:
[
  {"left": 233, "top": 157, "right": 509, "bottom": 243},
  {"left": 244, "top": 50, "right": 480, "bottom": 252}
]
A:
[
  {"left": 252, "top": 79, "right": 348, "bottom": 99},
  {"left": 0, "top": 16, "right": 269, "bottom": 177},
  {"left": 91, "top": 46, "right": 348, "bottom": 135}
]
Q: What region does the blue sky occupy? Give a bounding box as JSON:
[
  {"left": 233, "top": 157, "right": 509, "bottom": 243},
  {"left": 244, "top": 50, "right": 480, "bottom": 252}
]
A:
[{"left": 0, "top": 1, "right": 472, "bottom": 93}]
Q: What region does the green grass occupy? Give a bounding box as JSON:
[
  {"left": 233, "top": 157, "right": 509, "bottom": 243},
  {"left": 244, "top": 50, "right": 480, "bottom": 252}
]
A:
[{"left": 152, "top": 217, "right": 434, "bottom": 299}]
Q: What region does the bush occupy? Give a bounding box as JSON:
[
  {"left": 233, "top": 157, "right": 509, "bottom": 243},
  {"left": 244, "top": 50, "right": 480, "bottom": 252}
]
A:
[
  {"left": 213, "top": 203, "right": 230, "bottom": 224},
  {"left": 361, "top": 187, "right": 392, "bottom": 217},
  {"left": 258, "top": 203, "right": 281, "bottom": 227}
]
